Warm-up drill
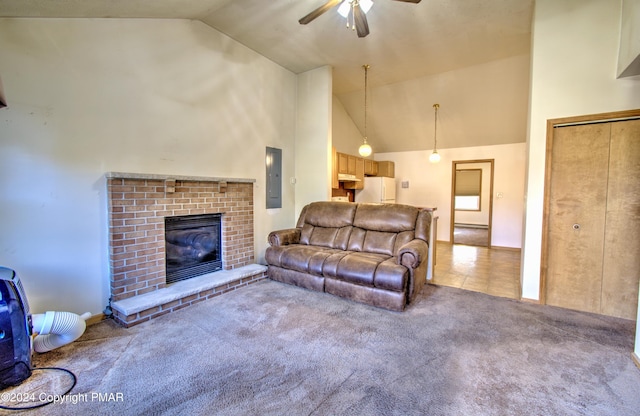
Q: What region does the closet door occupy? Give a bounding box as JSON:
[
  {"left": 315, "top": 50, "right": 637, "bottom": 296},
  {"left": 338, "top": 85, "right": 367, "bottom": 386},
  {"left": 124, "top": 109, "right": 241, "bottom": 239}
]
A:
[
  {"left": 601, "top": 119, "right": 640, "bottom": 319},
  {"left": 545, "top": 123, "right": 610, "bottom": 314},
  {"left": 545, "top": 118, "right": 640, "bottom": 320}
]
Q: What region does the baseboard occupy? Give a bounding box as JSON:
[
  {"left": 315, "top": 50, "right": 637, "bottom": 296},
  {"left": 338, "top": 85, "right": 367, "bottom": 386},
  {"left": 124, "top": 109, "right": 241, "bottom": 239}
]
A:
[
  {"left": 435, "top": 240, "right": 521, "bottom": 253},
  {"left": 86, "top": 313, "right": 106, "bottom": 326},
  {"left": 490, "top": 246, "right": 522, "bottom": 252},
  {"left": 632, "top": 352, "right": 640, "bottom": 370},
  {"left": 454, "top": 223, "right": 488, "bottom": 229}
]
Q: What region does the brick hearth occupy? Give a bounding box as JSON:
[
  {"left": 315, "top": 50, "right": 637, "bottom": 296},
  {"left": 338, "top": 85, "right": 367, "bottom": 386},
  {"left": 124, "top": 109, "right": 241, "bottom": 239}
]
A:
[{"left": 105, "top": 172, "right": 266, "bottom": 327}]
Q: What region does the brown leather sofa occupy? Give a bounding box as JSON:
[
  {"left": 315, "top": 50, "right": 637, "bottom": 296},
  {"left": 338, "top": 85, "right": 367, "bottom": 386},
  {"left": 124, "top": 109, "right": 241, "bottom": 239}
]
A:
[{"left": 265, "top": 201, "right": 432, "bottom": 311}]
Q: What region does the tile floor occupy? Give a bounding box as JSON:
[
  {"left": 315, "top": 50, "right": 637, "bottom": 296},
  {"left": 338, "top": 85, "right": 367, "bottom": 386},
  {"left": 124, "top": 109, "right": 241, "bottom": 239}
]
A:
[{"left": 431, "top": 242, "right": 521, "bottom": 300}]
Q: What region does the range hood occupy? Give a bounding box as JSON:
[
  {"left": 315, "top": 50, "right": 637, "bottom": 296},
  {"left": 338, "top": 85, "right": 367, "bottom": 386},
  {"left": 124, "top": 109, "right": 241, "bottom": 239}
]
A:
[{"left": 338, "top": 173, "right": 361, "bottom": 182}]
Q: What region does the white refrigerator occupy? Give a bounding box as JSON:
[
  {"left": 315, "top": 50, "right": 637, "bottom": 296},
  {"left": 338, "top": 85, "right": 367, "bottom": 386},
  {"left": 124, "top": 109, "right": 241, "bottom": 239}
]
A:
[{"left": 355, "top": 177, "right": 396, "bottom": 203}]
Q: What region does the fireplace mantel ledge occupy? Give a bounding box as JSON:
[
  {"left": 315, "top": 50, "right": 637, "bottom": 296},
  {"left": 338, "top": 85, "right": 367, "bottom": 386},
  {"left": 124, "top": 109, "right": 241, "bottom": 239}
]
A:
[
  {"left": 105, "top": 172, "right": 256, "bottom": 183},
  {"left": 111, "top": 264, "right": 267, "bottom": 317}
]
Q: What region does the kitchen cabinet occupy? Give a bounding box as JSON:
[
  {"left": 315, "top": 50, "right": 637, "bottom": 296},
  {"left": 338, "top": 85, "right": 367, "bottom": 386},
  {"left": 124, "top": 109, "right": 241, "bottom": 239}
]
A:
[
  {"left": 364, "top": 159, "right": 378, "bottom": 176},
  {"left": 337, "top": 152, "right": 358, "bottom": 176},
  {"left": 344, "top": 157, "right": 364, "bottom": 190},
  {"left": 376, "top": 161, "right": 395, "bottom": 178},
  {"left": 331, "top": 147, "right": 339, "bottom": 189},
  {"left": 337, "top": 152, "right": 349, "bottom": 175},
  {"left": 347, "top": 155, "right": 357, "bottom": 175}
]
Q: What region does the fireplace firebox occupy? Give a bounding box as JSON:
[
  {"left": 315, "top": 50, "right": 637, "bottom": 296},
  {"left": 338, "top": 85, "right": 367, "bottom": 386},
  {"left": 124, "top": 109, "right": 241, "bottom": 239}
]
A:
[{"left": 165, "top": 213, "right": 222, "bottom": 284}]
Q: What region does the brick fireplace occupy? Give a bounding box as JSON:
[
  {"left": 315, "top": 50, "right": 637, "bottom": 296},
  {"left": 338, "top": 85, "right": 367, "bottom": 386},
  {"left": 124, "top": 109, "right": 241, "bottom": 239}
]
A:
[{"left": 105, "top": 172, "right": 266, "bottom": 327}]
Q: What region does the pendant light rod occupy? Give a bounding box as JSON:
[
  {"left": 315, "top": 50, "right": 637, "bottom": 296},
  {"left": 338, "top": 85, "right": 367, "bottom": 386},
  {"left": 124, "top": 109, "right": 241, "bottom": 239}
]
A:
[
  {"left": 364, "top": 64, "right": 369, "bottom": 139},
  {"left": 429, "top": 103, "right": 441, "bottom": 163},
  {"left": 359, "top": 64, "right": 372, "bottom": 157},
  {"left": 433, "top": 103, "right": 439, "bottom": 150}
]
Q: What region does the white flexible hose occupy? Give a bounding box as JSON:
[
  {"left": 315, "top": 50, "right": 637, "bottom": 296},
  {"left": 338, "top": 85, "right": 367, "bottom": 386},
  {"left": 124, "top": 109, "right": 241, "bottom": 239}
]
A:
[{"left": 31, "top": 311, "right": 91, "bottom": 353}]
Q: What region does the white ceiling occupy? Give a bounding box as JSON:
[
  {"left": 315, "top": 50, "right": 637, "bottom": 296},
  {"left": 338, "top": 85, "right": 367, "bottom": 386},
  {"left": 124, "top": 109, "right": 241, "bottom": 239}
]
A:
[{"left": 0, "top": 0, "right": 534, "bottom": 151}]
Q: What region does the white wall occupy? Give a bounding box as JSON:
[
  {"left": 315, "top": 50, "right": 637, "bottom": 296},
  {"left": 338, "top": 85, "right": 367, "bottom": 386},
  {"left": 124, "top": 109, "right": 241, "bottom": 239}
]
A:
[
  {"left": 522, "top": 0, "right": 640, "bottom": 302},
  {"left": 375, "top": 142, "right": 526, "bottom": 248},
  {"left": 0, "top": 18, "right": 297, "bottom": 315},
  {"left": 295, "top": 66, "right": 333, "bottom": 219},
  {"left": 332, "top": 95, "right": 364, "bottom": 155},
  {"left": 618, "top": 0, "right": 640, "bottom": 77}
]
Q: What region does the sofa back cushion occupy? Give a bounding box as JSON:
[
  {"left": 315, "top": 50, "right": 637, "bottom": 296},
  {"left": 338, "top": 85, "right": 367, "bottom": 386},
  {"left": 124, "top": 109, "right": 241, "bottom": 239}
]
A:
[
  {"left": 346, "top": 204, "right": 420, "bottom": 256},
  {"left": 353, "top": 203, "right": 418, "bottom": 232},
  {"left": 298, "top": 202, "right": 357, "bottom": 249},
  {"left": 297, "top": 202, "right": 357, "bottom": 228},
  {"left": 301, "top": 224, "right": 352, "bottom": 250},
  {"left": 361, "top": 230, "right": 397, "bottom": 256}
]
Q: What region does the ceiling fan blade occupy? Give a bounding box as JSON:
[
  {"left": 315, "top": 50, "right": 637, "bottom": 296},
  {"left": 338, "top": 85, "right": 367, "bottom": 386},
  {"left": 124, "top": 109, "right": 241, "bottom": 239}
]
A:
[
  {"left": 392, "top": 0, "right": 422, "bottom": 3},
  {"left": 353, "top": 4, "right": 370, "bottom": 38},
  {"left": 299, "top": 0, "right": 343, "bottom": 25}
]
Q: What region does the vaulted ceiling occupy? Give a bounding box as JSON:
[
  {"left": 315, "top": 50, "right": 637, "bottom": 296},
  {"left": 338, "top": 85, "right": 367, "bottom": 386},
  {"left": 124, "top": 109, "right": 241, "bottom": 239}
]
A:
[{"left": 0, "top": 0, "right": 534, "bottom": 152}]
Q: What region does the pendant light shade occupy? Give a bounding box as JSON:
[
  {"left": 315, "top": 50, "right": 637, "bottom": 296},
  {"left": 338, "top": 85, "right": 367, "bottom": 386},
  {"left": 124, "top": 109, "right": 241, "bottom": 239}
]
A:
[
  {"left": 429, "top": 103, "right": 440, "bottom": 163},
  {"left": 359, "top": 140, "right": 372, "bottom": 157},
  {"left": 359, "top": 64, "right": 372, "bottom": 157}
]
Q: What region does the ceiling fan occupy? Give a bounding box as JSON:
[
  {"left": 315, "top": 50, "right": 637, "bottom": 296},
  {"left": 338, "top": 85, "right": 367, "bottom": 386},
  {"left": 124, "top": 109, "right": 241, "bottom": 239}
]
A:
[{"left": 299, "top": 0, "right": 422, "bottom": 38}]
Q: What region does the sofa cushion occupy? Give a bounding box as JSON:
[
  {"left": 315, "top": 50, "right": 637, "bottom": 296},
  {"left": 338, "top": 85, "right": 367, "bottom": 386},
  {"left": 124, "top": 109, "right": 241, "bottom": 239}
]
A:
[
  {"left": 298, "top": 201, "right": 357, "bottom": 228},
  {"left": 297, "top": 202, "right": 357, "bottom": 250},
  {"left": 362, "top": 230, "right": 397, "bottom": 256},
  {"left": 347, "top": 228, "right": 366, "bottom": 251},
  {"left": 322, "top": 251, "right": 407, "bottom": 292},
  {"left": 373, "top": 258, "right": 409, "bottom": 292},
  {"left": 353, "top": 203, "right": 418, "bottom": 232},
  {"left": 300, "top": 224, "right": 352, "bottom": 250},
  {"left": 266, "top": 245, "right": 342, "bottom": 276}
]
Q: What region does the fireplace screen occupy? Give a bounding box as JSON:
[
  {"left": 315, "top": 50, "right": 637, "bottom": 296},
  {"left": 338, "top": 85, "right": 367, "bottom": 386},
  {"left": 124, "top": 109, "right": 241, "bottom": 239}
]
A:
[{"left": 164, "top": 213, "right": 222, "bottom": 284}]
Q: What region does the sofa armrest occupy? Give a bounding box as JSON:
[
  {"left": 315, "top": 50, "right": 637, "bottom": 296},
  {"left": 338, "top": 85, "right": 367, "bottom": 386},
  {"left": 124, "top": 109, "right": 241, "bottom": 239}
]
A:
[
  {"left": 268, "top": 228, "right": 301, "bottom": 247},
  {"left": 398, "top": 239, "right": 428, "bottom": 269}
]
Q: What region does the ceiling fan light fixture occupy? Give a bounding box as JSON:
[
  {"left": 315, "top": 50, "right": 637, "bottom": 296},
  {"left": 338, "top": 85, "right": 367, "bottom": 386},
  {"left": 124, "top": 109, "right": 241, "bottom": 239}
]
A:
[
  {"left": 299, "top": 0, "right": 419, "bottom": 38},
  {"left": 338, "top": 0, "right": 373, "bottom": 18},
  {"left": 337, "top": 1, "right": 350, "bottom": 17}
]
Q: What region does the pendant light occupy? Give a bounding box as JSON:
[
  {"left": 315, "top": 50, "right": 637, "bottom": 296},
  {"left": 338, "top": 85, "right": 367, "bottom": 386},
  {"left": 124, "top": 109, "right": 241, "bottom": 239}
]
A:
[
  {"left": 359, "top": 64, "right": 372, "bottom": 157},
  {"left": 429, "top": 103, "right": 441, "bottom": 163}
]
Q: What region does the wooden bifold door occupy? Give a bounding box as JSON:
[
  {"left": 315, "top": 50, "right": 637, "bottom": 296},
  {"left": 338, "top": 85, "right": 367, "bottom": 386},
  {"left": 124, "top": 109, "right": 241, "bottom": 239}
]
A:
[{"left": 543, "top": 113, "right": 640, "bottom": 320}]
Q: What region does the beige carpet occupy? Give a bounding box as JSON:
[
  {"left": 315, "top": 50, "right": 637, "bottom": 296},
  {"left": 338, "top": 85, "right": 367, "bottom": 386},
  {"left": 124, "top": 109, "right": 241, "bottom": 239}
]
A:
[{"left": 2, "top": 280, "right": 639, "bottom": 415}]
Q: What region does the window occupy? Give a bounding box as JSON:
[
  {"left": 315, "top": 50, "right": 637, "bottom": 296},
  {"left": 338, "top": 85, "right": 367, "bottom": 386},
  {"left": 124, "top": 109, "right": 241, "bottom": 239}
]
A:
[
  {"left": 455, "top": 195, "right": 480, "bottom": 210},
  {"left": 454, "top": 169, "right": 481, "bottom": 211}
]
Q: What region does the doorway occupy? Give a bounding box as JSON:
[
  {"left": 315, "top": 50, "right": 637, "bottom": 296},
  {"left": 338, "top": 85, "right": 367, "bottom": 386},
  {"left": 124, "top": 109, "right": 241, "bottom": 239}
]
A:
[{"left": 450, "top": 160, "right": 494, "bottom": 248}]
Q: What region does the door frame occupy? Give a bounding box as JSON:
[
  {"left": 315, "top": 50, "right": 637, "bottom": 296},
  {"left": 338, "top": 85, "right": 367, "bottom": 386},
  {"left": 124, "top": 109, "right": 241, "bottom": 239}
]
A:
[
  {"left": 539, "top": 109, "right": 640, "bottom": 304},
  {"left": 450, "top": 159, "right": 494, "bottom": 248}
]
